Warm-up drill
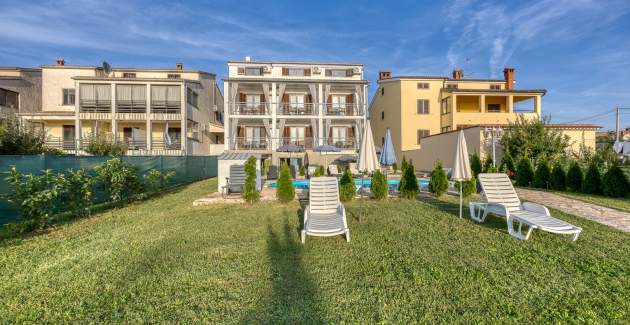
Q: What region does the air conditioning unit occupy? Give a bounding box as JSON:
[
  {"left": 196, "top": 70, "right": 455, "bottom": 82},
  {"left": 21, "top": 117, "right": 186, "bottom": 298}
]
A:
[
  {"left": 312, "top": 67, "right": 321, "bottom": 74},
  {"left": 262, "top": 66, "right": 271, "bottom": 73},
  {"left": 212, "top": 104, "right": 218, "bottom": 112},
  {"left": 352, "top": 67, "right": 360, "bottom": 75}
]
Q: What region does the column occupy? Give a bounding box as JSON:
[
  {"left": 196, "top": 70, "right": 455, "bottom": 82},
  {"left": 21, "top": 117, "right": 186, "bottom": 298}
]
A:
[
  {"left": 111, "top": 83, "right": 117, "bottom": 143},
  {"left": 452, "top": 94, "right": 457, "bottom": 113},
  {"left": 479, "top": 94, "right": 486, "bottom": 112},
  {"left": 74, "top": 81, "right": 81, "bottom": 154},
  {"left": 271, "top": 82, "right": 277, "bottom": 150},
  {"left": 223, "top": 81, "right": 230, "bottom": 151},
  {"left": 146, "top": 84, "right": 152, "bottom": 152},
  {"left": 180, "top": 83, "right": 186, "bottom": 155},
  {"left": 318, "top": 83, "right": 324, "bottom": 145},
  {"left": 535, "top": 95, "right": 542, "bottom": 115},
  {"left": 507, "top": 95, "right": 513, "bottom": 113}
]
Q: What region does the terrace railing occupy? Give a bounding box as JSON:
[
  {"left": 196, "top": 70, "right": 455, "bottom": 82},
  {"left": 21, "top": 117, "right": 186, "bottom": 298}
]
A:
[
  {"left": 46, "top": 137, "right": 76, "bottom": 150},
  {"left": 277, "top": 137, "right": 315, "bottom": 150},
  {"left": 80, "top": 100, "right": 111, "bottom": 113},
  {"left": 151, "top": 100, "right": 181, "bottom": 114},
  {"left": 278, "top": 103, "right": 317, "bottom": 116},
  {"left": 229, "top": 102, "right": 270, "bottom": 115},
  {"left": 230, "top": 137, "right": 269, "bottom": 150},
  {"left": 116, "top": 100, "right": 147, "bottom": 113},
  {"left": 324, "top": 103, "right": 361, "bottom": 116}
]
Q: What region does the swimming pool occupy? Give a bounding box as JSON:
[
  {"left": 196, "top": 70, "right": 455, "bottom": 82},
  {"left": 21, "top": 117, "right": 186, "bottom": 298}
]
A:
[{"left": 269, "top": 179, "right": 430, "bottom": 190}]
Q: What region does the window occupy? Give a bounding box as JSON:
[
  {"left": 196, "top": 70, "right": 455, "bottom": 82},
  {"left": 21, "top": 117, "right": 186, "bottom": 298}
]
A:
[
  {"left": 244, "top": 67, "right": 262, "bottom": 76},
  {"left": 441, "top": 99, "right": 450, "bottom": 115},
  {"left": 122, "top": 72, "right": 136, "bottom": 78},
  {"left": 381, "top": 87, "right": 384, "bottom": 96},
  {"left": 116, "top": 85, "right": 146, "bottom": 111},
  {"left": 289, "top": 94, "right": 305, "bottom": 109},
  {"left": 331, "top": 95, "right": 346, "bottom": 113},
  {"left": 490, "top": 84, "right": 501, "bottom": 90},
  {"left": 326, "top": 69, "right": 352, "bottom": 77},
  {"left": 417, "top": 82, "right": 429, "bottom": 89},
  {"left": 417, "top": 129, "right": 430, "bottom": 144},
  {"left": 487, "top": 104, "right": 501, "bottom": 112},
  {"left": 187, "top": 88, "right": 199, "bottom": 108},
  {"left": 187, "top": 120, "right": 200, "bottom": 141},
  {"left": 446, "top": 84, "right": 458, "bottom": 89},
  {"left": 167, "top": 74, "right": 181, "bottom": 79},
  {"left": 151, "top": 85, "right": 181, "bottom": 111},
  {"left": 0, "top": 88, "right": 19, "bottom": 109},
  {"left": 417, "top": 99, "right": 430, "bottom": 114},
  {"left": 289, "top": 127, "right": 305, "bottom": 144},
  {"left": 63, "top": 88, "right": 75, "bottom": 105},
  {"left": 288, "top": 68, "right": 305, "bottom": 76},
  {"left": 381, "top": 111, "right": 385, "bottom": 120},
  {"left": 441, "top": 126, "right": 452, "bottom": 133},
  {"left": 332, "top": 127, "right": 347, "bottom": 145}
]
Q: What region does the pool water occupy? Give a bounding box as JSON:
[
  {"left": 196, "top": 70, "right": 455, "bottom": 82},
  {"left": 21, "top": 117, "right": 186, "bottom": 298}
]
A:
[{"left": 269, "top": 179, "right": 429, "bottom": 190}]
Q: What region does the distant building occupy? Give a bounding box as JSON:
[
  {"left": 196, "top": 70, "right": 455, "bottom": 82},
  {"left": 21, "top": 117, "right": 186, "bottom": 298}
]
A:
[{"left": 0, "top": 67, "right": 42, "bottom": 119}]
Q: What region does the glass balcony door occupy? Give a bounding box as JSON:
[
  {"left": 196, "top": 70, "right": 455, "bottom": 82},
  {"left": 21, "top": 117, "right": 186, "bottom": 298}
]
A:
[
  {"left": 331, "top": 126, "right": 347, "bottom": 146},
  {"left": 245, "top": 94, "right": 261, "bottom": 114},
  {"left": 245, "top": 126, "right": 262, "bottom": 147},
  {"left": 289, "top": 126, "right": 305, "bottom": 145}
]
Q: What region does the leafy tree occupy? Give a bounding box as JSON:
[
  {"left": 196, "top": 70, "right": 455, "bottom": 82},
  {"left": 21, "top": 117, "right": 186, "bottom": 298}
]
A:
[
  {"left": 515, "top": 158, "right": 534, "bottom": 187},
  {"left": 579, "top": 146, "right": 619, "bottom": 169},
  {"left": 276, "top": 162, "right": 295, "bottom": 203},
  {"left": 243, "top": 156, "right": 260, "bottom": 205},
  {"left": 455, "top": 176, "right": 477, "bottom": 197},
  {"left": 602, "top": 165, "right": 629, "bottom": 198},
  {"left": 370, "top": 170, "right": 388, "bottom": 200},
  {"left": 499, "top": 150, "right": 516, "bottom": 178},
  {"left": 339, "top": 169, "right": 356, "bottom": 202},
  {"left": 534, "top": 159, "right": 551, "bottom": 189},
  {"left": 582, "top": 163, "right": 602, "bottom": 194},
  {"left": 0, "top": 117, "right": 56, "bottom": 155},
  {"left": 428, "top": 161, "right": 448, "bottom": 197},
  {"left": 392, "top": 162, "right": 398, "bottom": 174},
  {"left": 550, "top": 162, "right": 566, "bottom": 191},
  {"left": 470, "top": 152, "right": 482, "bottom": 177},
  {"left": 85, "top": 132, "right": 126, "bottom": 156},
  {"left": 60, "top": 169, "right": 94, "bottom": 218},
  {"left": 483, "top": 156, "right": 495, "bottom": 173},
  {"left": 500, "top": 115, "right": 570, "bottom": 166},
  {"left": 566, "top": 162, "right": 583, "bottom": 192},
  {"left": 143, "top": 169, "right": 175, "bottom": 195},
  {"left": 94, "top": 158, "right": 140, "bottom": 206}
]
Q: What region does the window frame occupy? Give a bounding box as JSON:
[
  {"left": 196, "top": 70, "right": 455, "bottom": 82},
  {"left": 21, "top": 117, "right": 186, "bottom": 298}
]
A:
[
  {"left": 417, "top": 99, "right": 430, "bottom": 114},
  {"left": 417, "top": 129, "right": 430, "bottom": 144},
  {"left": 490, "top": 84, "right": 501, "bottom": 90},
  {"left": 0, "top": 88, "right": 19, "bottom": 109},
  {"left": 417, "top": 82, "right": 429, "bottom": 89},
  {"left": 167, "top": 74, "right": 181, "bottom": 79},
  {"left": 122, "top": 72, "right": 136, "bottom": 78},
  {"left": 62, "top": 88, "right": 75, "bottom": 106},
  {"left": 244, "top": 67, "right": 262, "bottom": 76},
  {"left": 487, "top": 103, "right": 501, "bottom": 112},
  {"left": 446, "top": 84, "right": 458, "bottom": 89},
  {"left": 186, "top": 87, "right": 199, "bottom": 108}
]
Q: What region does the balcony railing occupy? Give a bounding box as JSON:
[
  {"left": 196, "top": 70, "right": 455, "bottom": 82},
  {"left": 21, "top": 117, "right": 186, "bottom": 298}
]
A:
[
  {"left": 323, "top": 137, "right": 358, "bottom": 149},
  {"left": 116, "top": 100, "right": 147, "bottom": 113},
  {"left": 278, "top": 103, "right": 317, "bottom": 116},
  {"left": 119, "top": 137, "right": 147, "bottom": 150},
  {"left": 46, "top": 137, "right": 76, "bottom": 150},
  {"left": 80, "top": 100, "right": 111, "bottom": 113},
  {"left": 324, "top": 103, "right": 361, "bottom": 116},
  {"left": 151, "top": 100, "right": 181, "bottom": 114},
  {"left": 231, "top": 137, "right": 269, "bottom": 150},
  {"left": 277, "top": 137, "right": 315, "bottom": 149},
  {"left": 152, "top": 138, "right": 182, "bottom": 150},
  {"left": 229, "top": 102, "right": 270, "bottom": 115}
]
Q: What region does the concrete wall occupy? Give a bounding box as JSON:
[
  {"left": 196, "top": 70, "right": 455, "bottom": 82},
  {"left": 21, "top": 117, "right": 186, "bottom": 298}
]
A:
[
  {"left": 42, "top": 67, "right": 94, "bottom": 112},
  {"left": 403, "top": 127, "right": 482, "bottom": 172},
  {"left": 0, "top": 68, "right": 42, "bottom": 114}
]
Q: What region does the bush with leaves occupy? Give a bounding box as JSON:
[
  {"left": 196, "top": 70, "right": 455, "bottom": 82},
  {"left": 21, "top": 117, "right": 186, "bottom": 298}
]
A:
[
  {"left": 143, "top": 169, "right": 175, "bottom": 196},
  {"left": 392, "top": 162, "right": 398, "bottom": 174},
  {"left": 534, "top": 159, "right": 551, "bottom": 189},
  {"left": 499, "top": 150, "right": 516, "bottom": 178},
  {"left": 550, "top": 163, "right": 566, "bottom": 191},
  {"left": 276, "top": 162, "right": 295, "bottom": 203},
  {"left": 400, "top": 157, "right": 408, "bottom": 174},
  {"left": 566, "top": 161, "right": 583, "bottom": 192},
  {"left": 299, "top": 164, "right": 305, "bottom": 177},
  {"left": 428, "top": 161, "right": 448, "bottom": 197},
  {"left": 483, "top": 156, "right": 495, "bottom": 173},
  {"left": 0, "top": 117, "right": 50, "bottom": 155},
  {"left": 242, "top": 156, "right": 260, "bottom": 205},
  {"left": 500, "top": 115, "right": 570, "bottom": 165},
  {"left": 312, "top": 165, "right": 326, "bottom": 177},
  {"left": 470, "top": 152, "right": 482, "bottom": 177},
  {"left": 339, "top": 169, "right": 356, "bottom": 202},
  {"left": 455, "top": 176, "right": 477, "bottom": 197},
  {"left": 59, "top": 169, "right": 94, "bottom": 218},
  {"left": 582, "top": 163, "right": 602, "bottom": 194},
  {"left": 4, "top": 167, "right": 64, "bottom": 230},
  {"left": 94, "top": 158, "right": 140, "bottom": 206},
  {"left": 602, "top": 165, "right": 629, "bottom": 198},
  {"left": 370, "top": 170, "right": 388, "bottom": 200},
  {"left": 85, "top": 132, "right": 126, "bottom": 156},
  {"left": 515, "top": 158, "right": 534, "bottom": 187}
]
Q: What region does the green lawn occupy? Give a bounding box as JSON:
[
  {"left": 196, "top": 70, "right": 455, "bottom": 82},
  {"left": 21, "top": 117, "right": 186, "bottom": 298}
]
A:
[
  {"left": 1, "top": 179, "right": 629, "bottom": 323},
  {"left": 552, "top": 191, "right": 630, "bottom": 212}
]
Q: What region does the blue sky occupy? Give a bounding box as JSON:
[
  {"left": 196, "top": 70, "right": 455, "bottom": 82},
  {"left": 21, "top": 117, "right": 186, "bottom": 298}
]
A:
[{"left": 1, "top": 0, "right": 629, "bottom": 130}]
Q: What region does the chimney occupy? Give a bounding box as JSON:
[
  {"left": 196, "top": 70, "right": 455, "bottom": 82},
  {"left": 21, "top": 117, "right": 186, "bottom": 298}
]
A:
[
  {"left": 176, "top": 63, "right": 183, "bottom": 70},
  {"left": 379, "top": 71, "right": 391, "bottom": 80},
  {"left": 452, "top": 69, "right": 463, "bottom": 80},
  {"left": 56, "top": 58, "right": 65, "bottom": 66},
  {"left": 504, "top": 67, "right": 515, "bottom": 90},
  {"left": 245, "top": 56, "right": 251, "bottom": 62}
]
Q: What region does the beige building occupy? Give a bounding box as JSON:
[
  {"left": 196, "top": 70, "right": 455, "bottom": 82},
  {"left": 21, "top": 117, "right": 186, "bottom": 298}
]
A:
[
  {"left": 0, "top": 67, "right": 42, "bottom": 118},
  {"left": 223, "top": 58, "right": 368, "bottom": 167},
  {"left": 20, "top": 59, "right": 224, "bottom": 155}
]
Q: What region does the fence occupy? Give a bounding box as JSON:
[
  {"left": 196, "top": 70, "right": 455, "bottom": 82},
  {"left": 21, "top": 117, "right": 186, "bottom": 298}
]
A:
[{"left": 0, "top": 155, "right": 218, "bottom": 224}]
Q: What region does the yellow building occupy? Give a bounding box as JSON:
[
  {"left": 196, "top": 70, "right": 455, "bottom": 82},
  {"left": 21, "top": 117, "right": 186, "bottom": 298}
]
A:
[
  {"left": 369, "top": 68, "right": 544, "bottom": 160},
  {"left": 20, "top": 59, "right": 224, "bottom": 155}
]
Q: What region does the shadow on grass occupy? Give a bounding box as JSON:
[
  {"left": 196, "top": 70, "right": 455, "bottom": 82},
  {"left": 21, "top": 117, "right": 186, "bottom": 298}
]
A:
[
  {"left": 241, "top": 214, "right": 324, "bottom": 323},
  {"left": 418, "top": 194, "right": 508, "bottom": 233}
]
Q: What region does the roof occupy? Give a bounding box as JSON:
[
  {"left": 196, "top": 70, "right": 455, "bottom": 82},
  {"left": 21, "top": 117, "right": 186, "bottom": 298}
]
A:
[
  {"left": 460, "top": 123, "right": 601, "bottom": 130},
  {"left": 444, "top": 88, "right": 547, "bottom": 95},
  {"left": 71, "top": 76, "right": 200, "bottom": 84},
  {"left": 222, "top": 77, "right": 368, "bottom": 84},
  {"left": 40, "top": 65, "right": 215, "bottom": 76},
  {"left": 228, "top": 60, "right": 363, "bottom": 67},
  {"left": 218, "top": 152, "right": 262, "bottom": 160},
  {"left": 381, "top": 76, "right": 505, "bottom": 82},
  {"left": 0, "top": 67, "right": 42, "bottom": 72}
]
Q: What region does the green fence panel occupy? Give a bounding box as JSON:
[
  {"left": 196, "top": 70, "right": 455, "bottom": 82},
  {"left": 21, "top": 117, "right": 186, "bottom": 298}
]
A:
[{"left": 0, "top": 155, "right": 218, "bottom": 225}]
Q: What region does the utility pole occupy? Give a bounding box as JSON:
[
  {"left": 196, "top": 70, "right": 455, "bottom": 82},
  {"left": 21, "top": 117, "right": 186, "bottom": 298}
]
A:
[{"left": 616, "top": 106, "right": 621, "bottom": 141}]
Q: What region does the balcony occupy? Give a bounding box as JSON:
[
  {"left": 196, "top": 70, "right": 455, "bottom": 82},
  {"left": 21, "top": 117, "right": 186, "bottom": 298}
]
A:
[
  {"left": 324, "top": 103, "right": 361, "bottom": 116},
  {"left": 324, "top": 137, "right": 358, "bottom": 149},
  {"left": 278, "top": 103, "right": 317, "bottom": 116},
  {"left": 277, "top": 137, "right": 315, "bottom": 150},
  {"left": 118, "top": 137, "right": 147, "bottom": 150},
  {"left": 230, "top": 137, "right": 270, "bottom": 150},
  {"left": 80, "top": 100, "right": 111, "bottom": 113},
  {"left": 151, "top": 100, "right": 181, "bottom": 114},
  {"left": 152, "top": 138, "right": 182, "bottom": 150},
  {"left": 229, "top": 102, "right": 270, "bottom": 115},
  {"left": 46, "top": 137, "right": 76, "bottom": 150}
]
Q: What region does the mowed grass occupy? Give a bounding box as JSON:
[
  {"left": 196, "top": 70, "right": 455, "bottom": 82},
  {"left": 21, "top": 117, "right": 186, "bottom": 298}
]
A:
[
  {"left": 552, "top": 190, "right": 630, "bottom": 212},
  {"left": 0, "top": 179, "right": 629, "bottom": 323}
]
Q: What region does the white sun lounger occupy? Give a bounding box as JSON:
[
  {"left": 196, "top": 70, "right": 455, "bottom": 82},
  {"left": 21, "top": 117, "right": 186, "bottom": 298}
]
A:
[
  {"left": 301, "top": 177, "right": 350, "bottom": 243},
  {"left": 470, "top": 173, "right": 582, "bottom": 241}
]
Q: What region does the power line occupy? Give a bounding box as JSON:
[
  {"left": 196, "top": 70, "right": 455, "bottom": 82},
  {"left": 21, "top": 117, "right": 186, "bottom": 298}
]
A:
[{"left": 563, "top": 109, "right": 616, "bottom": 124}]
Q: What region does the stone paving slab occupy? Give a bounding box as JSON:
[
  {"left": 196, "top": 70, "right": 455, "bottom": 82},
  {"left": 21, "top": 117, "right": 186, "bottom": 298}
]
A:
[{"left": 516, "top": 188, "right": 630, "bottom": 232}]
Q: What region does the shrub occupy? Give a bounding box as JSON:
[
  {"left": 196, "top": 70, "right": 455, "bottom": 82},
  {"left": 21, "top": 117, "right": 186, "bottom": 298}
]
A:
[
  {"left": 428, "top": 161, "right": 448, "bottom": 197},
  {"left": 4, "top": 167, "right": 64, "bottom": 230},
  {"left": 470, "top": 152, "right": 482, "bottom": 177},
  {"left": 85, "top": 132, "right": 126, "bottom": 156},
  {"left": 94, "top": 158, "right": 140, "bottom": 206},
  {"left": 0, "top": 117, "right": 50, "bottom": 155},
  {"left": 550, "top": 163, "right": 566, "bottom": 191},
  {"left": 313, "top": 165, "right": 325, "bottom": 177},
  {"left": 500, "top": 114, "right": 570, "bottom": 164},
  {"left": 60, "top": 169, "right": 94, "bottom": 218},
  {"left": 143, "top": 169, "right": 175, "bottom": 196},
  {"left": 499, "top": 150, "right": 516, "bottom": 178},
  {"left": 534, "top": 159, "right": 551, "bottom": 189},
  {"left": 582, "top": 163, "right": 602, "bottom": 195},
  {"left": 400, "top": 157, "right": 408, "bottom": 174},
  {"left": 455, "top": 176, "right": 477, "bottom": 197},
  {"left": 602, "top": 165, "right": 629, "bottom": 197},
  {"left": 370, "top": 170, "right": 388, "bottom": 200},
  {"left": 243, "top": 156, "right": 260, "bottom": 205},
  {"left": 566, "top": 161, "right": 583, "bottom": 192},
  {"left": 515, "top": 158, "right": 534, "bottom": 187},
  {"left": 392, "top": 162, "right": 398, "bottom": 174},
  {"left": 483, "top": 156, "right": 494, "bottom": 173},
  {"left": 276, "top": 162, "right": 295, "bottom": 203},
  {"left": 299, "top": 164, "right": 305, "bottom": 176},
  {"left": 339, "top": 169, "right": 356, "bottom": 202}
]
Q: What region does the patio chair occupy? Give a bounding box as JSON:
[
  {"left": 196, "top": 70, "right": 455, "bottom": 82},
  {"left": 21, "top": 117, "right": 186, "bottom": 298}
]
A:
[
  {"left": 301, "top": 177, "right": 350, "bottom": 243},
  {"left": 328, "top": 164, "right": 341, "bottom": 176},
  {"left": 221, "top": 164, "right": 247, "bottom": 198},
  {"left": 470, "top": 173, "right": 582, "bottom": 241}
]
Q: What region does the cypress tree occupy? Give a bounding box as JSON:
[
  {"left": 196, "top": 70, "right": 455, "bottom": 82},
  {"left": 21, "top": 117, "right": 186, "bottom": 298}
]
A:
[
  {"left": 515, "top": 158, "right": 534, "bottom": 187},
  {"left": 566, "top": 161, "right": 583, "bottom": 192},
  {"left": 550, "top": 162, "right": 566, "bottom": 191},
  {"left": 276, "top": 162, "right": 295, "bottom": 203},
  {"left": 470, "top": 152, "right": 482, "bottom": 177},
  {"left": 242, "top": 156, "right": 260, "bottom": 205},
  {"left": 534, "top": 159, "right": 551, "bottom": 189},
  {"left": 582, "top": 163, "right": 602, "bottom": 194},
  {"left": 428, "top": 161, "right": 448, "bottom": 197},
  {"left": 370, "top": 170, "right": 388, "bottom": 200},
  {"left": 602, "top": 165, "right": 630, "bottom": 197},
  {"left": 339, "top": 169, "right": 356, "bottom": 202}
]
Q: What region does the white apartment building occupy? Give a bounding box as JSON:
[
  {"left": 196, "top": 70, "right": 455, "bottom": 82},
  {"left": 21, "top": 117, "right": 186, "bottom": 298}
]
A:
[
  {"left": 20, "top": 59, "right": 224, "bottom": 155},
  {"left": 223, "top": 58, "right": 368, "bottom": 165}
]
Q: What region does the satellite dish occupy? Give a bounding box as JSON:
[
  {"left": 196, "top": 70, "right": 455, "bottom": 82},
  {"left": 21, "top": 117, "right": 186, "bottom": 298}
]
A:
[{"left": 102, "top": 61, "right": 112, "bottom": 75}]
